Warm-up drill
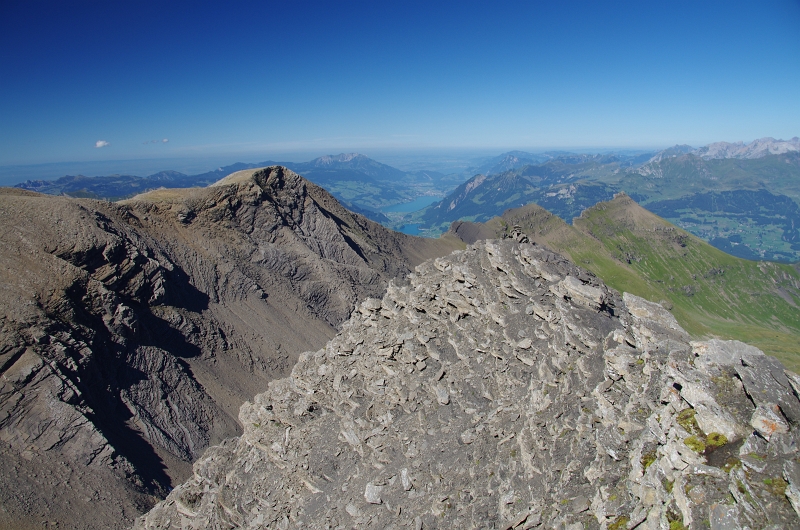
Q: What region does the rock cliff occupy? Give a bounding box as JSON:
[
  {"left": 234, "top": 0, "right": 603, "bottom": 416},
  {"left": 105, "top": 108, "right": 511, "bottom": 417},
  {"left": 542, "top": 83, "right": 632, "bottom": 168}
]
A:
[
  {"left": 138, "top": 239, "right": 800, "bottom": 529},
  {"left": 692, "top": 137, "right": 800, "bottom": 160},
  {"left": 0, "top": 167, "right": 461, "bottom": 529}
]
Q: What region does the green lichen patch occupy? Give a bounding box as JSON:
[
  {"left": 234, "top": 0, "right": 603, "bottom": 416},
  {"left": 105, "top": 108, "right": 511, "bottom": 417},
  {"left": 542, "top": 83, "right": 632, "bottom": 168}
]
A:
[
  {"left": 677, "top": 417, "right": 726, "bottom": 455},
  {"left": 706, "top": 432, "right": 728, "bottom": 449},
  {"left": 684, "top": 435, "right": 707, "bottom": 453},
  {"left": 641, "top": 449, "right": 658, "bottom": 470},
  {"left": 763, "top": 477, "right": 788, "bottom": 497},
  {"left": 608, "top": 515, "right": 630, "bottom": 530},
  {"left": 676, "top": 408, "right": 702, "bottom": 436},
  {"left": 667, "top": 509, "right": 687, "bottom": 530}
]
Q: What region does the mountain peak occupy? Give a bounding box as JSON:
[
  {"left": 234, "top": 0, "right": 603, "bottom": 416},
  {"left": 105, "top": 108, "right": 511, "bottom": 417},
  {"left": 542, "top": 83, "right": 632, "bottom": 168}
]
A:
[
  {"left": 312, "top": 153, "right": 365, "bottom": 166},
  {"left": 693, "top": 137, "right": 800, "bottom": 160},
  {"left": 646, "top": 144, "right": 695, "bottom": 163},
  {"left": 0, "top": 164, "right": 462, "bottom": 528},
  {"left": 645, "top": 138, "right": 800, "bottom": 164},
  {"left": 476, "top": 151, "right": 546, "bottom": 175}
]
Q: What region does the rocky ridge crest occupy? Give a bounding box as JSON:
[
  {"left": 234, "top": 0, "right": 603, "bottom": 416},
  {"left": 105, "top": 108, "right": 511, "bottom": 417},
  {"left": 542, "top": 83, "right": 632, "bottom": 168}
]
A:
[
  {"left": 693, "top": 137, "right": 800, "bottom": 160},
  {"left": 137, "top": 239, "right": 800, "bottom": 529},
  {"left": 0, "top": 167, "right": 459, "bottom": 528},
  {"left": 646, "top": 137, "right": 800, "bottom": 164}
]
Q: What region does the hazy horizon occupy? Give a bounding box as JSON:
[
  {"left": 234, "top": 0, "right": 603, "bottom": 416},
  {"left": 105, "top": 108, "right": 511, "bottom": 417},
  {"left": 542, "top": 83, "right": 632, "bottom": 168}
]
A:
[
  {"left": 2, "top": 136, "right": 797, "bottom": 186},
  {"left": 0, "top": 142, "right": 709, "bottom": 186}
]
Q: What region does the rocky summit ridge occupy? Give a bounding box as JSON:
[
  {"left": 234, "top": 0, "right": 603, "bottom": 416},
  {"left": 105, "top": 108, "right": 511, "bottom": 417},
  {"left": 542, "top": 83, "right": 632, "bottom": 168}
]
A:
[
  {"left": 0, "top": 167, "right": 459, "bottom": 528},
  {"left": 647, "top": 137, "right": 800, "bottom": 164},
  {"left": 693, "top": 137, "right": 800, "bottom": 160},
  {"left": 137, "top": 239, "right": 800, "bottom": 529}
]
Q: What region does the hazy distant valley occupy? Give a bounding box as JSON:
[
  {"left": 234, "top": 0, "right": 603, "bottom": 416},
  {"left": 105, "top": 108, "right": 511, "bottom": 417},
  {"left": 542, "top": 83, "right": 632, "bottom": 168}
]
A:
[{"left": 417, "top": 137, "right": 800, "bottom": 263}]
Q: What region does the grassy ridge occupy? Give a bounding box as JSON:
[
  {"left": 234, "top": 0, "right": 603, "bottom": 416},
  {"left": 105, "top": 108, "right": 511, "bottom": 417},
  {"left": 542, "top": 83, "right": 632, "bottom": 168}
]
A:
[{"left": 479, "top": 194, "right": 800, "bottom": 371}]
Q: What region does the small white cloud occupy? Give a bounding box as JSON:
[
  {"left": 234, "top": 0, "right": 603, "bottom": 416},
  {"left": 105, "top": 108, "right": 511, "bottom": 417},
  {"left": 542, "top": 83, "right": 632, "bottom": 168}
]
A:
[
  {"left": 95, "top": 140, "right": 110, "bottom": 148},
  {"left": 162, "top": 138, "right": 168, "bottom": 143}
]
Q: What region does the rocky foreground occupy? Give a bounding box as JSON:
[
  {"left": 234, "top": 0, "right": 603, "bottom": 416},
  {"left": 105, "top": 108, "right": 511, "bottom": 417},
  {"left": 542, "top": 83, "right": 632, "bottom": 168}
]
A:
[{"left": 137, "top": 239, "right": 800, "bottom": 529}]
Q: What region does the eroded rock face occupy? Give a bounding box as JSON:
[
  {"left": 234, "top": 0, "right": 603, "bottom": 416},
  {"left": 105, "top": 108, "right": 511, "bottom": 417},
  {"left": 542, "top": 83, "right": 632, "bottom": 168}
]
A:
[
  {"left": 0, "top": 169, "right": 459, "bottom": 529},
  {"left": 137, "top": 240, "right": 800, "bottom": 530}
]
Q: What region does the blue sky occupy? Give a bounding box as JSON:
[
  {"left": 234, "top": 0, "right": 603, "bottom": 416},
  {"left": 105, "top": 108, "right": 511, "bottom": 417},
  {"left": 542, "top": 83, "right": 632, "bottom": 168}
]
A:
[{"left": 1, "top": 0, "right": 799, "bottom": 169}]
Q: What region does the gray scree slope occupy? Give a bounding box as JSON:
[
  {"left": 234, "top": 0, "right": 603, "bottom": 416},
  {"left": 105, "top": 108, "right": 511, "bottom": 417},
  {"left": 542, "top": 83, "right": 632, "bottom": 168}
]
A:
[{"left": 137, "top": 239, "right": 800, "bottom": 529}]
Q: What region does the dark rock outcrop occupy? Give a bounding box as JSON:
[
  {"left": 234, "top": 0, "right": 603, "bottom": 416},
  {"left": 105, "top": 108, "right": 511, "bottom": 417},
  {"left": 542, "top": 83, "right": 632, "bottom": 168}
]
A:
[
  {"left": 0, "top": 168, "right": 461, "bottom": 529},
  {"left": 138, "top": 240, "right": 800, "bottom": 529}
]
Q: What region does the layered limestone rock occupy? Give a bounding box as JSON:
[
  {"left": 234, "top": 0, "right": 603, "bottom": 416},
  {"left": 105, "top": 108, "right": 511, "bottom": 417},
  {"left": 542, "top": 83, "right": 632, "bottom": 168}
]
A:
[
  {"left": 0, "top": 169, "right": 460, "bottom": 528},
  {"left": 137, "top": 239, "right": 800, "bottom": 529}
]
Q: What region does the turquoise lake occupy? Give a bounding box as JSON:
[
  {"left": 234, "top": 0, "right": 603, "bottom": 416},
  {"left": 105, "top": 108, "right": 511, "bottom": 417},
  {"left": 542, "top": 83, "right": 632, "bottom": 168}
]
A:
[
  {"left": 381, "top": 196, "right": 441, "bottom": 213},
  {"left": 398, "top": 224, "right": 422, "bottom": 235}
]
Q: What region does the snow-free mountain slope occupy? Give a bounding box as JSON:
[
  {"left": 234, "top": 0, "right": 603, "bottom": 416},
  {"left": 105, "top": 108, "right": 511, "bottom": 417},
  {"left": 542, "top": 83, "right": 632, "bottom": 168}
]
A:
[
  {"left": 449, "top": 194, "right": 800, "bottom": 370},
  {"left": 138, "top": 239, "right": 800, "bottom": 529},
  {"left": 0, "top": 167, "right": 462, "bottom": 529}
]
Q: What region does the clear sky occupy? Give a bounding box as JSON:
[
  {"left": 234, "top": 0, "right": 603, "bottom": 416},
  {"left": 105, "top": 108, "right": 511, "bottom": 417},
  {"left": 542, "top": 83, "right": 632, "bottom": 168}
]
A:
[{"left": 1, "top": 0, "right": 799, "bottom": 168}]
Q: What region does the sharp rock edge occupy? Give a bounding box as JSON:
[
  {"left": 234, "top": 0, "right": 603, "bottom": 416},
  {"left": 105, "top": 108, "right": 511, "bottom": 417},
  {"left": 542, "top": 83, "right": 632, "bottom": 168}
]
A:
[{"left": 136, "top": 239, "right": 800, "bottom": 529}]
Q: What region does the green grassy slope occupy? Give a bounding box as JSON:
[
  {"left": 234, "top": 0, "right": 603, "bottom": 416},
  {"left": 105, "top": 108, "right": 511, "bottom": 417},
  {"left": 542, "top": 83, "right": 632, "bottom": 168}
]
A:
[
  {"left": 596, "top": 152, "right": 800, "bottom": 263},
  {"left": 468, "top": 194, "right": 800, "bottom": 371}
]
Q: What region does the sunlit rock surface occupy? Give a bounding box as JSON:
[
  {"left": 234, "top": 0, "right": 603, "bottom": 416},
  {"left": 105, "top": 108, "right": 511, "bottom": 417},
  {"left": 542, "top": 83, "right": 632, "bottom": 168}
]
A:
[{"left": 138, "top": 239, "right": 800, "bottom": 529}]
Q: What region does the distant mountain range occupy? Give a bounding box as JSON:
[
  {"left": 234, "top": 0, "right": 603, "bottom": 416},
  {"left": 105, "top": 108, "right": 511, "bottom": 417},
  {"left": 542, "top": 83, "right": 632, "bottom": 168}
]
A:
[
  {"left": 419, "top": 154, "right": 630, "bottom": 230},
  {"left": 693, "top": 136, "right": 800, "bottom": 160},
  {"left": 412, "top": 138, "right": 800, "bottom": 262},
  {"left": 13, "top": 154, "right": 460, "bottom": 224},
  {"left": 298, "top": 152, "right": 406, "bottom": 179},
  {"left": 471, "top": 150, "right": 552, "bottom": 175},
  {"left": 12, "top": 137, "right": 800, "bottom": 262},
  {"left": 644, "top": 137, "right": 800, "bottom": 163},
  {"left": 15, "top": 162, "right": 266, "bottom": 200},
  {"left": 472, "top": 149, "right": 655, "bottom": 176}
]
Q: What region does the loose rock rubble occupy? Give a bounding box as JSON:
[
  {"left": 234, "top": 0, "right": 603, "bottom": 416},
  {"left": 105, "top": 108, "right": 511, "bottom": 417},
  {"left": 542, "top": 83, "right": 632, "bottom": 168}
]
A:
[{"left": 137, "top": 239, "right": 800, "bottom": 529}]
